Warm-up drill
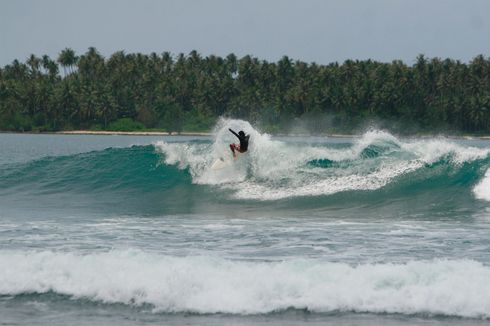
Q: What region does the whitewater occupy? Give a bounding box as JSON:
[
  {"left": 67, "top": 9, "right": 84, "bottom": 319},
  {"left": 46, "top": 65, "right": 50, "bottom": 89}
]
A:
[{"left": 1, "top": 119, "right": 490, "bottom": 325}]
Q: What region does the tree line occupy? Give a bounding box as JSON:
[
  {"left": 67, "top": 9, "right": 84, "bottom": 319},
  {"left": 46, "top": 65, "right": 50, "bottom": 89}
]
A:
[{"left": 1, "top": 47, "right": 489, "bottom": 134}]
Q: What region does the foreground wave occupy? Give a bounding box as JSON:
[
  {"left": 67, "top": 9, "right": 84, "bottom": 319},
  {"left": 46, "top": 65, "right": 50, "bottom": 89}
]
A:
[{"left": 1, "top": 250, "right": 489, "bottom": 318}]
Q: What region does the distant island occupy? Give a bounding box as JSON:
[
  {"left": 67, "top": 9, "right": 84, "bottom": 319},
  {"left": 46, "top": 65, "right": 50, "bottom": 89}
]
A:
[{"left": 1, "top": 48, "right": 489, "bottom": 135}]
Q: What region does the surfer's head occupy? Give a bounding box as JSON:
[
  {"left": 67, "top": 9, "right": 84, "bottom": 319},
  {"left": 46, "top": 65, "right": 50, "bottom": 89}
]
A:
[{"left": 238, "top": 131, "right": 245, "bottom": 137}]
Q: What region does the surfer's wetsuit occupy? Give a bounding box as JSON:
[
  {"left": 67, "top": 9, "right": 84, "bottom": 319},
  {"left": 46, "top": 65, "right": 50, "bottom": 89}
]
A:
[{"left": 229, "top": 129, "right": 250, "bottom": 157}]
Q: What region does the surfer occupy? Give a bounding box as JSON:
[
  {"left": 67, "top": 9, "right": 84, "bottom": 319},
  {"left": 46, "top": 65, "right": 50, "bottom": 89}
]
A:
[{"left": 229, "top": 129, "right": 250, "bottom": 158}]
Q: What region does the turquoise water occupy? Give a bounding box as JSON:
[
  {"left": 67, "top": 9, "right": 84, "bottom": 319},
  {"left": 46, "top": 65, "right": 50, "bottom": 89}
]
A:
[{"left": 1, "top": 119, "right": 490, "bottom": 325}]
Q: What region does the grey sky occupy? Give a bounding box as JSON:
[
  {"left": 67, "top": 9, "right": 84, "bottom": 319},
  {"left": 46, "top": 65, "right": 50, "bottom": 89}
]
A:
[{"left": 1, "top": 0, "right": 489, "bottom": 66}]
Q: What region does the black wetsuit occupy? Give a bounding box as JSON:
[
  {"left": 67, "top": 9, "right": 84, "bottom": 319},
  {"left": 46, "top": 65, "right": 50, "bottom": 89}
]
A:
[{"left": 229, "top": 129, "right": 250, "bottom": 152}]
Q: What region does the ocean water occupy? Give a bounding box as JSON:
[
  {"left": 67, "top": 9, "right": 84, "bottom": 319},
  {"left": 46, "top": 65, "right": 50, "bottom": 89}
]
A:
[{"left": 1, "top": 119, "right": 490, "bottom": 325}]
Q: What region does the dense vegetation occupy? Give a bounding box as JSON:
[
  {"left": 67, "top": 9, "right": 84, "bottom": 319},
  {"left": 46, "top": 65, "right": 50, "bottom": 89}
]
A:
[{"left": 1, "top": 47, "right": 489, "bottom": 134}]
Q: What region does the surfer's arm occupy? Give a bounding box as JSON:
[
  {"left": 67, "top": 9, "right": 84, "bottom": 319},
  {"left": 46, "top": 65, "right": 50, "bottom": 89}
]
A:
[{"left": 229, "top": 128, "right": 240, "bottom": 139}]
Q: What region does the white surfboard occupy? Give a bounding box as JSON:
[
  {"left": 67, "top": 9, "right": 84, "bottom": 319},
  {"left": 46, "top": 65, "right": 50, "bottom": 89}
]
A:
[
  {"left": 211, "top": 157, "right": 232, "bottom": 170},
  {"left": 211, "top": 151, "right": 243, "bottom": 170}
]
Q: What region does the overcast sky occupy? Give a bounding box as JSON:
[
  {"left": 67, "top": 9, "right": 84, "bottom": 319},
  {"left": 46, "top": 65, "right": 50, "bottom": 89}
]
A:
[{"left": 1, "top": 0, "right": 490, "bottom": 66}]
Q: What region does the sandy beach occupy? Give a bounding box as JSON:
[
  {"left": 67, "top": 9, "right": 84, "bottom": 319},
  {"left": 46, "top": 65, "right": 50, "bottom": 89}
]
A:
[{"left": 56, "top": 130, "right": 211, "bottom": 136}]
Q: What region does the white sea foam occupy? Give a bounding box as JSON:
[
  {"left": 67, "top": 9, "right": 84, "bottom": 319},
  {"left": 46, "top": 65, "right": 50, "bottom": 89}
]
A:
[
  {"left": 1, "top": 250, "right": 490, "bottom": 318},
  {"left": 402, "top": 138, "right": 490, "bottom": 164},
  {"left": 474, "top": 169, "right": 490, "bottom": 201},
  {"left": 230, "top": 160, "right": 423, "bottom": 200},
  {"left": 154, "top": 119, "right": 490, "bottom": 200}
]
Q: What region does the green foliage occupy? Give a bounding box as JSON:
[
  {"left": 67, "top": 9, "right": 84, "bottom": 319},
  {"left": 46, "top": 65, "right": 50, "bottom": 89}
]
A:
[
  {"left": 107, "top": 118, "right": 145, "bottom": 131},
  {"left": 183, "top": 109, "right": 216, "bottom": 132},
  {"left": 136, "top": 106, "right": 158, "bottom": 128},
  {"left": 158, "top": 102, "right": 184, "bottom": 133},
  {"left": 89, "top": 124, "right": 103, "bottom": 131},
  {"left": 0, "top": 112, "right": 33, "bottom": 132},
  {"left": 1, "top": 48, "right": 490, "bottom": 134}
]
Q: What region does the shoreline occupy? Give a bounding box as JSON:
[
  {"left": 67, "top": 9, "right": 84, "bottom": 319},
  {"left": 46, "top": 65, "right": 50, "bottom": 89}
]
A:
[
  {"left": 55, "top": 130, "right": 360, "bottom": 138},
  {"left": 57, "top": 130, "right": 211, "bottom": 136},
  {"left": 1, "top": 130, "right": 358, "bottom": 138},
  {"left": 1, "top": 130, "right": 490, "bottom": 139}
]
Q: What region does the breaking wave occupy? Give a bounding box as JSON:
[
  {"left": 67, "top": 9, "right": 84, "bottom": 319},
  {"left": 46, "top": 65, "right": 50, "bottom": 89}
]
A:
[
  {"left": 1, "top": 250, "right": 489, "bottom": 318},
  {"left": 156, "top": 119, "right": 490, "bottom": 201},
  {"left": 1, "top": 119, "right": 488, "bottom": 204}
]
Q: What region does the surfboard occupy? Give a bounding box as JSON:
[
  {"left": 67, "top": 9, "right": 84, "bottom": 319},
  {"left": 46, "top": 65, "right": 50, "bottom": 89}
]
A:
[
  {"left": 211, "top": 151, "right": 244, "bottom": 170},
  {"left": 211, "top": 157, "right": 232, "bottom": 170}
]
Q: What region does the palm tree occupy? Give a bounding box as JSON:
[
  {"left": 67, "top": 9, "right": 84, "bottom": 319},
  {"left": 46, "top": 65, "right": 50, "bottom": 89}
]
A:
[
  {"left": 41, "top": 55, "right": 59, "bottom": 79},
  {"left": 57, "top": 48, "right": 77, "bottom": 76},
  {"left": 26, "top": 54, "right": 41, "bottom": 76}
]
